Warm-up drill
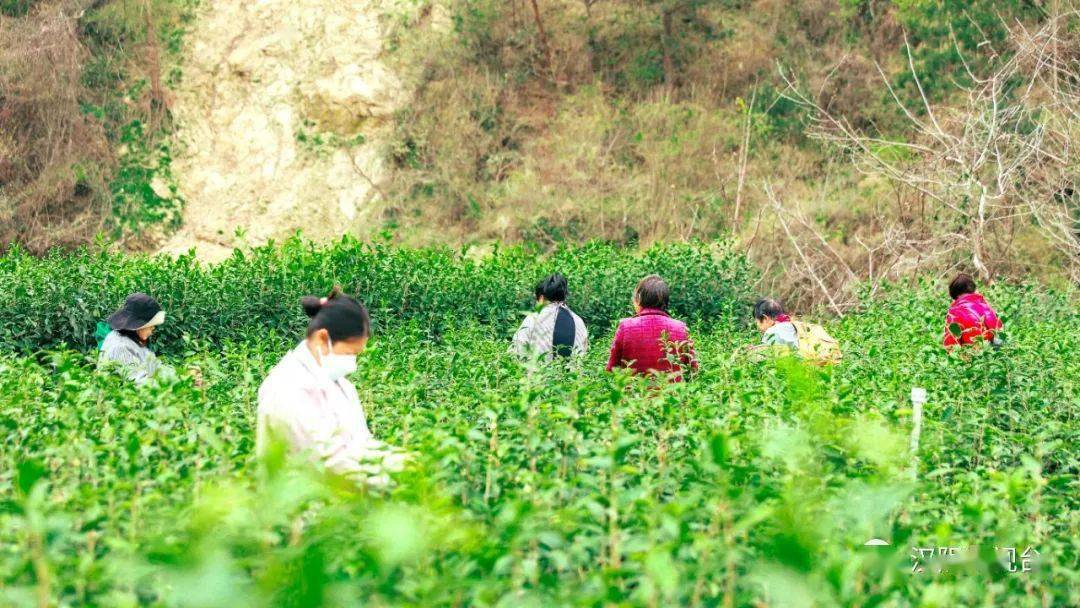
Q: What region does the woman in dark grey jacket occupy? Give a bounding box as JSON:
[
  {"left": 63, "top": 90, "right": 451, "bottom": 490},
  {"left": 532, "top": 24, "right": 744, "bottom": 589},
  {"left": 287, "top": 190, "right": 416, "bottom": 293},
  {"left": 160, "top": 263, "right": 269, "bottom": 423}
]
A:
[{"left": 99, "top": 293, "right": 175, "bottom": 385}]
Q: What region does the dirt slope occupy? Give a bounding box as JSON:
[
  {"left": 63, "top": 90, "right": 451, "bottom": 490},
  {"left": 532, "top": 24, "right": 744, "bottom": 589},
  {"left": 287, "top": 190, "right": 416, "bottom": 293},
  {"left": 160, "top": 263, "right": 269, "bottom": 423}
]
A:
[{"left": 162, "top": 0, "right": 404, "bottom": 261}]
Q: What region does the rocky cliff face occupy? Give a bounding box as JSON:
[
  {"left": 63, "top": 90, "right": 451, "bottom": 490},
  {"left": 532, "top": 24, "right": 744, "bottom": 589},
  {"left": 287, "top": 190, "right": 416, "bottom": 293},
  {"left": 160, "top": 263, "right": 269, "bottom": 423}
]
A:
[{"left": 163, "top": 0, "right": 404, "bottom": 260}]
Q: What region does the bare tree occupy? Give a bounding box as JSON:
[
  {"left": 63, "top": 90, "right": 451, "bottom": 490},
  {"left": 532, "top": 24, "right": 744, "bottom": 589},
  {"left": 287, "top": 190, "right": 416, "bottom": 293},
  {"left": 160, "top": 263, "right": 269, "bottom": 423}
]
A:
[
  {"left": 770, "top": 9, "right": 1079, "bottom": 308},
  {"left": 528, "top": 0, "right": 555, "bottom": 81}
]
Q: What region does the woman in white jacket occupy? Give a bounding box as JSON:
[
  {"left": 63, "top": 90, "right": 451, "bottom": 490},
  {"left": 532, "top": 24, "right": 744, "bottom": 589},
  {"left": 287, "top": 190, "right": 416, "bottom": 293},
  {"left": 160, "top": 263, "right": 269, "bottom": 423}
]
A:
[{"left": 256, "top": 287, "right": 404, "bottom": 485}]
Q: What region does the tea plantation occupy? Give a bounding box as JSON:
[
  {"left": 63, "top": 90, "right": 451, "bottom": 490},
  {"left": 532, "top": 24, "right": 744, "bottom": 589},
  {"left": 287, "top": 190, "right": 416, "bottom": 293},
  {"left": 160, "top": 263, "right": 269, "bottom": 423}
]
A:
[{"left": 0, "top": 241, "right": 1076, "bottom": 607}]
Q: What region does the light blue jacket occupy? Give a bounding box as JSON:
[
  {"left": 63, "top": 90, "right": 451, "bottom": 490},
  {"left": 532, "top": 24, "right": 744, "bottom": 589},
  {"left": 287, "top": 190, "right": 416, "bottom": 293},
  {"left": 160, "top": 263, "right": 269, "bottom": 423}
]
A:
[{"left": 762, "top": 321, "right": 799, "bottom": 349}]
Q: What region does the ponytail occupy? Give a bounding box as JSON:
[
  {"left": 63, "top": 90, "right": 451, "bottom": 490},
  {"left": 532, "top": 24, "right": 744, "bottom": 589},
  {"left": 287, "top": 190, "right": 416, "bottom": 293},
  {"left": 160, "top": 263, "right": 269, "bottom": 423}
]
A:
[{"left": 302, "top": 286, "right": 371, "bottom": 341}]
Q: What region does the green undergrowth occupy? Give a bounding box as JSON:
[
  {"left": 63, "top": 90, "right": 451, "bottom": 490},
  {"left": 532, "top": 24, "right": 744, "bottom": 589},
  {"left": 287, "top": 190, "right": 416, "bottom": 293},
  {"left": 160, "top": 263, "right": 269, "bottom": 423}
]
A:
[
  {"left": 0, "top": 280, "right": 1076, "bottom": 606},
  {"left": 80, "top": 0, "right": 199, "bottom": 239},
  {"left": 0, "top": 238, "right": 754, "bottom": 352}
]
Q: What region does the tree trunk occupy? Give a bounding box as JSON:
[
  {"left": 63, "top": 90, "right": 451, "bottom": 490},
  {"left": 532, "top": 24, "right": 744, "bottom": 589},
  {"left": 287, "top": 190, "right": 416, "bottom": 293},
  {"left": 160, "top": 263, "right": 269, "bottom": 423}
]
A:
[
  {"left": 528, "top": 0, "right": 554, "bottom": 81},
  {"left": 143, "top": 0, "right": 167, "bottom": 124},
  {"left": 661, "top": 6, "right": 676, "bottom": 92}
]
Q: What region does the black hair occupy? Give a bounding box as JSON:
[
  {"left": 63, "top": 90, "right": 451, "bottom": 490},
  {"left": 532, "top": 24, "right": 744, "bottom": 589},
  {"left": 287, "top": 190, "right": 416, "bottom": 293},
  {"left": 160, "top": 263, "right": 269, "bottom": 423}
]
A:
[
  {"left": 119, "top": 329, "right": 149, "bottom": 346},
  {"left": 949, "top": 273, "right": 977, "bottom": 300},
  {"left": 301, "top": 286, "right": 371, "bottom": 341},
  {"left": 753, "top": 298, "right": 785, "bottom": 321},
  {"left": 535, "top": 273, "right": 569, "bottom": 302},
  {"left": 634, "top": 275, "right": 670, "bottom": 311}
]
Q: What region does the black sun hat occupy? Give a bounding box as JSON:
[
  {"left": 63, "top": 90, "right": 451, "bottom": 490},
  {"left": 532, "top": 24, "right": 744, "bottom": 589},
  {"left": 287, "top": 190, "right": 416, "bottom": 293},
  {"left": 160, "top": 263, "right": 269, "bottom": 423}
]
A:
[{"left": 107, "top": 293, "right": 165, "bottom": 331}]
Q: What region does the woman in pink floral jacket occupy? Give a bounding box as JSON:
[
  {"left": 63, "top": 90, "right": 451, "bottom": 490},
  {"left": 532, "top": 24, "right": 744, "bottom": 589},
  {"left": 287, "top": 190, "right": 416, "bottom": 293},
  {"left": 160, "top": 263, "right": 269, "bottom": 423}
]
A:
[{"left": 943, "top": 273, "right": 1003, "bottom": 349}]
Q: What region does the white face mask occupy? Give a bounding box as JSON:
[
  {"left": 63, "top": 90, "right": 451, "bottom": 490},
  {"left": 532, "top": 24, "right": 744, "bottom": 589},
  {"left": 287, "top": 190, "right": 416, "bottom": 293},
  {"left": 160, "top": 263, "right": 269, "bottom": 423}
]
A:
[{"left": 320, "top": 338, "right": 357, "bottom": 382}]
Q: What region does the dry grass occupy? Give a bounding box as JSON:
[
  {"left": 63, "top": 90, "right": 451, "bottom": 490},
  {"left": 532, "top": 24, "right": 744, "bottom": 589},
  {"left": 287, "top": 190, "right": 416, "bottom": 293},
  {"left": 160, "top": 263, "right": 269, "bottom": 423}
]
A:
[
  {"left": 1, "top": 0, "right": 190, "bottom": 253},
  {"left": 377, "top": 0, "right": 1070, "bottom": 312},
  {"left": 0, "top": 2, "right": 113, "bottom": 251},
  {"left": 378, "top": 0, "right": 874, "bottom": 250},
  {"left": 3, "top": 0, "right": 1069, "bottom": 315}
]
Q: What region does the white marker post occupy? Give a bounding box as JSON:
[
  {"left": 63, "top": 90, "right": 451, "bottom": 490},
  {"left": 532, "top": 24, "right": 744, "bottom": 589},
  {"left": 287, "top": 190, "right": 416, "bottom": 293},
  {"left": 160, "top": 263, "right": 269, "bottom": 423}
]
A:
[{"left": 909, "top": 387, "right": 926, "bottom": 480}]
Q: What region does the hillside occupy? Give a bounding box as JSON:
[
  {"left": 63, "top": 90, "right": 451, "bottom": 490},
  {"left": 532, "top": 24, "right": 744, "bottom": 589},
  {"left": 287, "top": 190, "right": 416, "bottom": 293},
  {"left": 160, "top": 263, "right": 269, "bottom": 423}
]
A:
[
  {"left": 161, "top": 0, "right": 407, "bottom": 260},
  {"left": 1, "top": 4, "right": 1078, "bottom": 604},
  {"left": 1, "top": 0, "right": 1077, "bottom": 303}
]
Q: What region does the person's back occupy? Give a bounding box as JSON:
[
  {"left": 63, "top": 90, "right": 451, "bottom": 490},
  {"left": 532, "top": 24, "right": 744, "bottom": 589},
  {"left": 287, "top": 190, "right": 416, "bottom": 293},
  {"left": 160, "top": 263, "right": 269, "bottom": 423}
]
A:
[
  {"left": 97, "top": 293, "right": 173, "bottom": 385},
  {"left": 99, "top": 330, "right": 163, "bottom": 384},
  {"left": 943, "top": 274, "right": 1003, "bottom": 348},
  {"left": 606, "top": 275, "right": 697, "bottom": 380},
  {"left": 763, "top": 320, "right": 798, "bottom": 349},
  {"left": 511, "top": 274, "right": 588, "bottom": 360},
  {"left": 753, "top": 298, "right": 798, "bottom": 350},
  {"left": 790, "top": 320, "right": 842, "bottom": 364}
]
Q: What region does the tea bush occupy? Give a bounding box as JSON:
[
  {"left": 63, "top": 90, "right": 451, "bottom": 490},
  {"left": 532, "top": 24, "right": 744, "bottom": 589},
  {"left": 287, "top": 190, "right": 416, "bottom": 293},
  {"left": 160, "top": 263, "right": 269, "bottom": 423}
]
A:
[
  {"left": 0, "top": 269, "right": 1076, "bottom": 606},
  {"left": 0, "top": 238, "right": 754, "bottom": 353}
]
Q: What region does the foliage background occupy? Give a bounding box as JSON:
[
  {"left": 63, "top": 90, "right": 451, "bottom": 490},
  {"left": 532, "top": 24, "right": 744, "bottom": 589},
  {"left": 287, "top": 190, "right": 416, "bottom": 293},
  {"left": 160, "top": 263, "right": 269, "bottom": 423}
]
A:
[
  {"left": 0, "top": 268, "right": 1076, "bottom": 606},
  {"left": 0, "top": 2, "right": 1077, "bottom": 604},
  {"left": 378, "top": 0, "right": 1076, "bottom": 298},
  {"left": 0, "top": 0, "right": 192, "bottom": 250},
  {"left": 0, "top": 238, "right": 753, "bottom": 351}
]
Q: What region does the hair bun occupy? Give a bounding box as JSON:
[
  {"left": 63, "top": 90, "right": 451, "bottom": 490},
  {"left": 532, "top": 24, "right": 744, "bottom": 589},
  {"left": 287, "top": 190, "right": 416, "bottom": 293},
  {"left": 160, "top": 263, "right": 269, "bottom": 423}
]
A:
[{"left": 300, "top": 296, "right": 323, "bottom": 318}]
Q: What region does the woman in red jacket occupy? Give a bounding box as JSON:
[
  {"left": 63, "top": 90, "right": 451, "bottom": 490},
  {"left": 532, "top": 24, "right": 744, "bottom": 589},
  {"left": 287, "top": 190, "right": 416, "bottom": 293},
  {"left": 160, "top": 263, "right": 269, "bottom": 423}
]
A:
[
  {"left": 606, "top": 275, "right": 698, "bottom": 381},
  {"left": 943, "top": 273, "right": 1003, "bottom": 349}
]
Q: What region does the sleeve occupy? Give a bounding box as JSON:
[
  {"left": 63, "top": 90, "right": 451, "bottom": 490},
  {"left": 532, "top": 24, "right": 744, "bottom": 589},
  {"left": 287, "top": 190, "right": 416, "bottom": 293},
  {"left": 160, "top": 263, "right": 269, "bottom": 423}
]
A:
[
  {"left": 942, "top": 310, "right": 963, "bottom": 348},
  {"left": 577, "top": 320, "right": 589, "bottom": 356},
  {"left": 141, "top": 351, "right": 177, "bottom": 385},
  {"left": 127, "top": 360, "right": 154, "bottom": 386},
  {"left": 260, "top": 386, "right": 402, "bottom": 482},
  {"left": 155, "top": 363, "right": 178, "bottom": 383},
  {"left": 606, "top": 322, "right": 623, "bottom": 372},
  {"left": 761, "top": 327, "right": 777, "bottom": 346},
  {"left": 510, "top": 313, "right": 536, "bottom": 356}
]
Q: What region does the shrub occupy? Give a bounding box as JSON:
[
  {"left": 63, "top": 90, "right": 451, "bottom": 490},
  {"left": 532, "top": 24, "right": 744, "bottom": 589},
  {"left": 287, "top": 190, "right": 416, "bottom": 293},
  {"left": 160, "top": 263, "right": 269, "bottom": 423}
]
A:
[
  {"left": 0, "top": 281, "right": 1075, "bottom": 605},
  {"left": 0, "top": 237, "right": 755, "bottom": 352}
]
